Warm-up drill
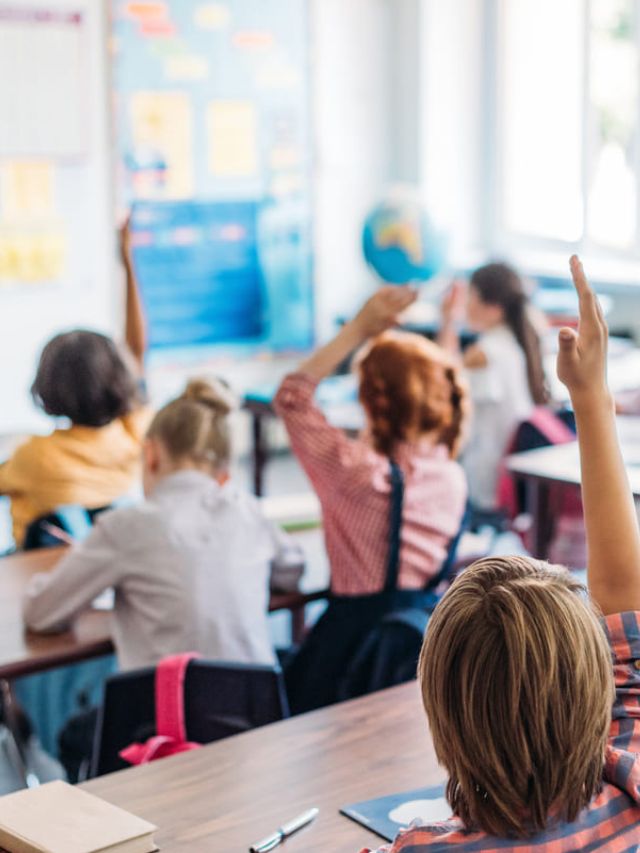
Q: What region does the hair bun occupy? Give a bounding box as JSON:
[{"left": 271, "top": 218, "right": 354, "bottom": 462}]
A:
[{"left": 181, "top": 377, "right": 237, "bottom": 416}]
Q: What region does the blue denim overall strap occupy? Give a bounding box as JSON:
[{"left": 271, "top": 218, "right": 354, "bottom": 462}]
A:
[{"left": 384, "top": 459, "right": 404, "bottom": 592}]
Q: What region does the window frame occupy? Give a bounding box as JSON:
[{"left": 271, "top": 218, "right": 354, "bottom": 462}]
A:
[{"left": 487, "top": 0, "right": 640, "bottom": 271}]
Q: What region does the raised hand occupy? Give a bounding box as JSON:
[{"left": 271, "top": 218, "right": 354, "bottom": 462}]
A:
[
  {"left": 352, "top": 285, "right": 418, "bottom": 339},
  {"left": 441, "top": 279, "right": 467, "bottom": 326},
  {"left": 119, "top": 214, "right": 133, "bottom": 268},
  {"left": 556, "top": 255, "right": 608, "bottom": 400}
]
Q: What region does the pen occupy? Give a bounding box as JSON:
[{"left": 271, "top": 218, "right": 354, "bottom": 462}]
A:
[
  {"left": 40, "top": 521, "right": 75, "bottom": 546},
  {"left": 249, "top": 807, "right": 319, "bottom": 852}
]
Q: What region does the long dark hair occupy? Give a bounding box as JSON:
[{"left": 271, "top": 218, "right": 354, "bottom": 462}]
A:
[{"left": 471, "top": 263, "right": 549, "bottom": 405}]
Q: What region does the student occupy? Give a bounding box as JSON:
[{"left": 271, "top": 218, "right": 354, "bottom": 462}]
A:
[
  {"left": 23, "top": 379, "right": 299, "bottom": 669},
  {"left": 439, "top": 263, "right": 548, "bottom": 513},
  {"left": 0, "top": 220, "right": 150, "bottom": 548},
  {"left": 274, "top": 286, "right": 468, "bottom": 711},
  {"left": 363, "top": 257, "right": 640, "bottom": 851}
]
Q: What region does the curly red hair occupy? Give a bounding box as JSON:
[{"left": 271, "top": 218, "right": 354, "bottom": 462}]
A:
[{"left": 357, "top": 331, "right": 468, "bottom": 458}]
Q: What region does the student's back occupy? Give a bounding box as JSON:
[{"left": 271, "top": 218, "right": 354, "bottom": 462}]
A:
[
  {"left": 275, "top": 291, "right": 469, "bottom": 596},
  {"left": 23, "top": 379, "right": 295, "bottom": 669},
  {"left": 2, "top": 406, "right": 149, "bottom": 546}
]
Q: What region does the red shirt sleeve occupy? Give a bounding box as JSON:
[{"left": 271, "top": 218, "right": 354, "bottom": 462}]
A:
[
  {"left": 603, "top": 611, "right": 640, "bottom": 802},
  {"left": 274, "top": 372, "right": 362, "bottom": 499}
]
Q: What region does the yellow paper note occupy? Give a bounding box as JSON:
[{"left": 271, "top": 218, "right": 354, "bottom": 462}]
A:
[
  {"left": 0, "top": 162, "right": 55, "bottom": 222},
  {"left": 207, "top": 101, "right": 258, "bottom": 178},
  {"left": 194, "top": 3, "right": 230, "bottom": 29},
  {"left": 130, "top": 92, "right": 194, "bottom": 199},
  {"left": 0, "top": 229, "right": 66, "bottom": 283}
]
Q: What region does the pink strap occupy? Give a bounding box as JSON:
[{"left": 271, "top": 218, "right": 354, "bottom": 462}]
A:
[
  {"left": 155, "top": 652, "right": 200, "bottom": 742},
  {"left": 525, "top": 408, "right": 575, "bottom": 445},
  {"left": 120, "top": 735, "right": 199, "bottom": 766},
  {"left": 497, "top": 407, "right": 576, "bottom": 516}
]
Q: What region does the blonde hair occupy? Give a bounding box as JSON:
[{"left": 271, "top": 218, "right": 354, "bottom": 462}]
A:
[
  {"left": 420, "top": 556, "right": 613, "bottom": 838},
  {"left": 357, "top": 331, "right": 468, "bottom": 458},
  {"left": 147, "top": 378, "right": 237, "bottom": 470}
]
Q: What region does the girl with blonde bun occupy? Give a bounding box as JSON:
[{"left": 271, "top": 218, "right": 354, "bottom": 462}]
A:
[{"left": 23, "top": 378, "right": 299, "bottom": 670}]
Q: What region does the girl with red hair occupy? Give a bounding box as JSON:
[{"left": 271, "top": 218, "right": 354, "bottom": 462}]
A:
[{"left": 274, "top": 286, "right": 469, "bottom": 711}]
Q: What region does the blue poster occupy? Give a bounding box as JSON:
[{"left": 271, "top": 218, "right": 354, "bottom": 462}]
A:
[{"left": 113, "top": 0, "right": 313, "bottom": 352}]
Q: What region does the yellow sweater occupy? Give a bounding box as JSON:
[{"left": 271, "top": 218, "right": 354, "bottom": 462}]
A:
[{"left": 0, "top": 407, "right": 152, "bottom": 546}]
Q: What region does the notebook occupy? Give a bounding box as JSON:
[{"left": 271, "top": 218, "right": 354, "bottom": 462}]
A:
[
  {"left": 341, "top": 784, "right": 450, "bottom": 842},
  {"left": 0, "top": 781, "right": 157, "bottom": 853}
]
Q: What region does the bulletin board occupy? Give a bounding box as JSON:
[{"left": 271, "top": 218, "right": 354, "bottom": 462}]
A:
[
  {"left": 113, "top": 0, "right": 314, "bottom": 353},
  {"left": 0, "top": 0, "right": 114, "bottom": 432}
]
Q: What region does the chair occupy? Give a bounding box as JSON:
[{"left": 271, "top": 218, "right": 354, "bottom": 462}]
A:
[
  {"left": 23, "top": 505, "right": 113, "bottom": 550},
  {"left": 91, "top": 660, "right": 289, "bottom": 777}
]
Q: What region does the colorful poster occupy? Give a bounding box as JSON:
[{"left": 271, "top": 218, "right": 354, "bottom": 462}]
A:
[
  {"left": 129, "top": 92, "right": 194, "bottom": 199},
  {"left": 114, "top": 0, "right": 313, "bottom": 352}
]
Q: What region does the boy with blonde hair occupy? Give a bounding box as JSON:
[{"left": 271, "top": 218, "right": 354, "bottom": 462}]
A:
[{"left": 363, "top": 257, "right": 640, "bottom": 850}]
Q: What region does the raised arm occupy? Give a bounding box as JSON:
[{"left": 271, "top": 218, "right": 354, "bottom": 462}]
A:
[
  {"left": 297, "top": 286, "right": 417, "bottom": 381},
  {"left": 437, "top": 279, "right": 487, "bottom": 370},
  {"left": 557, "top": 256, "right": 640, "bottom": 614},
  {"left": 120, "top": 216, "right": 147, "bottom": 374}
]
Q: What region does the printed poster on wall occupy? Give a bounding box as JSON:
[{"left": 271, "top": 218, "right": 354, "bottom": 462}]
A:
[{"left": 113, "top": 0, "right": 313, "bottom": 353}]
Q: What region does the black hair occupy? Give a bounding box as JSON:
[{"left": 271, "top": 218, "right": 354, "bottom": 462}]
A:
[
  {"left": 31, "top": 330, "right": 141, "bottom": 427},
  {"left": 471, "top": 263, "right": 549, "bottom": 405}
]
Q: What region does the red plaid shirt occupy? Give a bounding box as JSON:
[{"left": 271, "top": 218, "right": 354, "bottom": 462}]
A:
[
  {"left": 274, "top": 373, "right": 467, "bottom": 595},
  {"left": 361, "top": 611, "right": 640, "bottom": 852}
]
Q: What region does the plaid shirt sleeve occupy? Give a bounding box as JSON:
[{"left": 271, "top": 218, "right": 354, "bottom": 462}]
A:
[
  {"left": 602, "top": 610, "right": 640, "bottom": 803},
  {"left": 274, "top": 372, "right": 360, "bottom": 498}
]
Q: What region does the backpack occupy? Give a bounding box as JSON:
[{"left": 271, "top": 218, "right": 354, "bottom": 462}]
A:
[
  {"left": 497, "top": 408, "right": 585, "bottom": 568},
  {"left": 119, "top": 653, "right": 201, "bottom": 766}
]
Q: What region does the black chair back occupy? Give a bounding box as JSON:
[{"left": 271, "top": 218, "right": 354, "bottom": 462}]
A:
[{"left": 91, "top": 660, "right": 289, "bottom": 777}]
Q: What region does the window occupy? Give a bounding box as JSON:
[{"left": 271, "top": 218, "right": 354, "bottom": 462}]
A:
[{"left": 496, "top": 0, "right": 640, "bottom": 257}]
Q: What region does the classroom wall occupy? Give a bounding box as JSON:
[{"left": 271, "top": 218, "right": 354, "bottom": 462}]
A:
[
  {"left": 0, "top": 0, "right": 115, "bottom": 434},
  {"left": 310, "top": 0, "right": 395, "bottom": 341}
]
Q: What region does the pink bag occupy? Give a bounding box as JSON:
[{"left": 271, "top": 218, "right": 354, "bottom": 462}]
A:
[
  {"left": 119, "top": 653, "right": 202, "bottom": 766},
  {"left": 497, "top": 408, "right": 586, "bottom": 568}
]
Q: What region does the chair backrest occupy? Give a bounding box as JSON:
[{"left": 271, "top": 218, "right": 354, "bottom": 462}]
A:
[
  {"left": 23, "top": 505, "right": 112, "bottom": 550},
  {"left": 337, "top": 608, "right": 429, "bottom": 702},
  {"left": 91, "top": 660, "right": 289, "bottom": 777}
]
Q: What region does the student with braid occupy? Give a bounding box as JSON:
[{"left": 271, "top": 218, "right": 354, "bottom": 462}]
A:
[
  {"left": 275, "top": 287, "right": 468, "bottom": 711},
  {"left": 440, "top": 262, "right": 549, "bottom": 512}
]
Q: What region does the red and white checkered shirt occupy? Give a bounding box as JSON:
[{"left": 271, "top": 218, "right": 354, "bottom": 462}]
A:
[{"left": 274, "top": 373, "right": 467, "bottom": 596}]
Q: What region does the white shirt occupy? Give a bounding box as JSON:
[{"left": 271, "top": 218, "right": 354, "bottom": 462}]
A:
[
  {"left": 23, "top": 471, "right": 299, "bottom": 670},
  {"left": 463, "top": 325, "right": 535, "bottom": 509}
]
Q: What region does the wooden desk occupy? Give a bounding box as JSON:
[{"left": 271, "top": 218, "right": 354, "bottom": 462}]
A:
[
  {"left": 244, "top": 376, "right": 363, "bottom": 496},
  {"left": 507, "top": 416, "right": 640, "bottom": 558},
  {"left": 0, "top": 548, "right": 328, "bottom": 680},
  {"left": 82, "top": 682, "right": 443, "bottom": 853}
]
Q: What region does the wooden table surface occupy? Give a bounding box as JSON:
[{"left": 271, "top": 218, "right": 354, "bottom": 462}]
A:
[
  {"left": 507, "top": 415, "right": 640, "bottom": 495},
  {"left": 82, "top": 681, "right": 444, "bottom": 853},
  {"left": 0, "top": 547, "right": 327, "bottom": 680},
  {"left": 0, "top": 548, "right": 114, "bottom": 680}
]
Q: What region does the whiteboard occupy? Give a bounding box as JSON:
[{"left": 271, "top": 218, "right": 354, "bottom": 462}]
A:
[
  {"left": 0, "top": 0, "right": 114, "bottom": 432},
  {"left": 0, "top": 5, "right": 86, "bottom": 158}
]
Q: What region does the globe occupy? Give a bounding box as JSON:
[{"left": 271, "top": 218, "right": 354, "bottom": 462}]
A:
[{"left": 362, "top": 193, "right": 447, "bottom": 284}]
